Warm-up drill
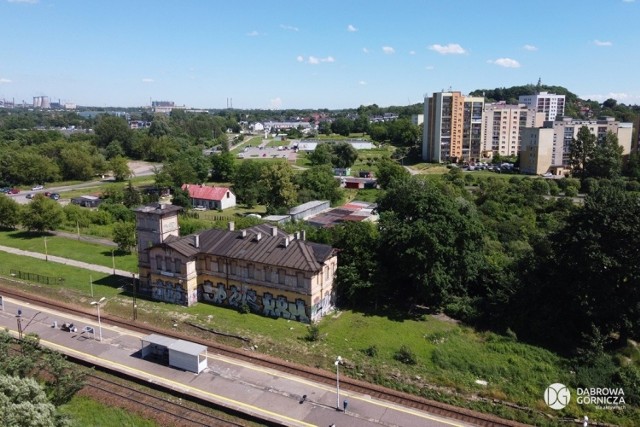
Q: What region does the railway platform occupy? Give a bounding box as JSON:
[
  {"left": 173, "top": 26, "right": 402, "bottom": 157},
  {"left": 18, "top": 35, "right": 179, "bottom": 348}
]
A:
[{"left": 0, "top": 296, "right": 479, "bottom": 427}]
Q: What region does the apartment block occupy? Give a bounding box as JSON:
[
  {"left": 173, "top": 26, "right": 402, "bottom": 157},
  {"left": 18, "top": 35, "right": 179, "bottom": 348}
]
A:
[
  {"left": 547, "top": 117, "right": 633, "bottom": 165},
  {"left": 422, "top": 91, "right": 484, "bottom": 162},
  {"left": 481, "top": 102, "right": 544, "bottom": 158},
  {"left": 519, "top": 128, "right": 555, "bottom": 175},
  {"left": 518, "top": 92, "right": 565, "bottom": 121}
]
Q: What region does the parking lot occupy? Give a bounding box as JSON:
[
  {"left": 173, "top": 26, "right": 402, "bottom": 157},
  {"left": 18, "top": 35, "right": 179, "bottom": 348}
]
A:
[{"left": 237, "top": 140, "right": 298, "bottom": 162}]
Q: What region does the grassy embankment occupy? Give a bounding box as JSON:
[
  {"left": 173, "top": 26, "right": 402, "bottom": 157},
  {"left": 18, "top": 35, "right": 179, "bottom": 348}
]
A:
[{"left": 0, "top": 233, "right": 638, "bottom": 425}]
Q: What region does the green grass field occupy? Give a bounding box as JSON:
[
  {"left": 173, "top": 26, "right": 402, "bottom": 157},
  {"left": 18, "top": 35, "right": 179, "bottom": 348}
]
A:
[{"left": 59, "top": 395, "right": 158, "bottom": 427}]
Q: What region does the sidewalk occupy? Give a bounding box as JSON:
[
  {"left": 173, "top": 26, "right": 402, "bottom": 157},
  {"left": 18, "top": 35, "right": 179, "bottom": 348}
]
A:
[{"left": 0, "top": 244, "right": 135, "bottom": 278}]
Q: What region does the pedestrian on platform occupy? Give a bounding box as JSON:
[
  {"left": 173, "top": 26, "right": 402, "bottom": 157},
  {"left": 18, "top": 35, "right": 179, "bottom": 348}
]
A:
[{"left": 343, "top": 399, "right": 348, "bottom": 413}]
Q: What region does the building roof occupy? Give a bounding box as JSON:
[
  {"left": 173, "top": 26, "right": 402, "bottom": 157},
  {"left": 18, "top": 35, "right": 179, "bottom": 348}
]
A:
[
  {"left": 182, "top": 184, "right": 233, "bottom": 201},
  {"left": 158, "top": 227, "right": 334, "bottom": 272},
  {"left": 141, "top": 333, "right": 178, "bottom": 348},
  {"left": 289, "top": 200, "right": 329, "bottom": 215},
  {"left": 168, "top": 340, "right": 207, "bottom": 356},
  {"left": 134, "top": 203, "right": 182, "bottom": 215}
]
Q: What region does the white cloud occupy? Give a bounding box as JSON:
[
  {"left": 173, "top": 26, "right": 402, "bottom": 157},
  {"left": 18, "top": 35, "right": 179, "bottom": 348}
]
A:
[
  {"left": 428, "top": 43, "right": 466, "bottom": 55},
  {"left": 0, "top": 78, "right": 12, "bottom": 84},
  {"left": 246, "top": 30, "right": 260, "bottom": 37},
  {"left": 8, "top": 0, "right": 39, "bottom": 3},
  {"left": 594, "top": 39, "right": 613, "bottom": 46},
  {"left": 488, "top": 58, "right": 521, "bottom": 68},
  {"left": 425, "top": 65, "right": 435, "bottom": 70},
  {"left": 382, "top": 46, "right": 395, "bottom": 54},
  {"left": 409, "top": 50, "right": 416, "bottom": 55},
  {"left": 347, "top": 24, "right": 357, "bottom": 32},
  {"left": 358, "top": 81, "right": 367, "bottom": 85},
  {"left": 523, "top": 44, "right": 538, "bottom": 51},
  {"left": 362, "top": 47, "right": 370, "bottom": 54},
  {"left": 581, "top": 92, "right": 634, "bottom": 101},
  {"left": 299, "top": 55, "right": 335, "bottom": 65},
  {"left": 270, "top": 97, "right": 282, "bottom": 109},
  {"left": 141, "top": 78, "right": 154, "bottom": 83},
  {"left": 280, "top": 24, "right": 299, "bottom": 32}
]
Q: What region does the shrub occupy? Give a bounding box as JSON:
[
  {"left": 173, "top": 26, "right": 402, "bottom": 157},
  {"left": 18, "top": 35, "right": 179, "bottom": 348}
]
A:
[
  {"left": 394, "top": 345, "right": 417, "bottom": 365},
  {"left": 305, "top": 324, "right": 320, "bottom": 342},
  {"left": 363, "top": 345, "right": 378, "bottom": 357}
]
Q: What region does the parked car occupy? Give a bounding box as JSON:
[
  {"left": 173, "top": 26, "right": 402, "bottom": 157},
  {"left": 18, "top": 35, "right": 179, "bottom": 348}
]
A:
[
  {"left": 50, "top": 193, "right": 60, "bottom": 200},
  {"left": 193, "top": 205, "right": 206, "bottom": 211},
  {"left": 8, "top": 188, "right": 20, "bottom": 194},
  {"left": 32, "top": 185, "right": 44, "bottom": 191},
  {"left": 0, "top": 187, "right": 10, "bottom": 194},
  {"left": 26, "top": 193, "right": 34, "bottom": 199}
]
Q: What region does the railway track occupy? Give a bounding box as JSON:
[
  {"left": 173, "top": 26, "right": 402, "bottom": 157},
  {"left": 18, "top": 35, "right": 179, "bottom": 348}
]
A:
[
  {"left": 0, "top": 284, "right": 530, "bottom": 427},
  {"left": 83, "top": 373, "right": 251, "bottom": 427}
]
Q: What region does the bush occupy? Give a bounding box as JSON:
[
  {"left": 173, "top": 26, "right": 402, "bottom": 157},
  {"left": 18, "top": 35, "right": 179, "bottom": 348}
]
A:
[
  {"left": 305, "top": 324, "right": 320, "bottom": 342},
  {"left": 394, "top": 345, "right": 417, "bottom": 365},
  {"left": 564, "top": 186, "right": 578, "bottom": 197},
  {"left": 363, "top": 345, "right": 378, "bottom": 357}
]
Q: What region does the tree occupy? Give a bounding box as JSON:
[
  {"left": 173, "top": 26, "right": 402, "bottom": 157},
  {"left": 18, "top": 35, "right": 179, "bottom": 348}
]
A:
[
  {"left": 586, "top": 131, "right": 623, "bottom": 179},
  {"left": 369, "top": 124, "right": 388, "bottom": 142},
  {"left": 210, "top": 151, "right": 236, "bottom": 182},
  {"left": 94, "top": 115, "right": 133, "bottom": 149},
  {"left": 569, "top": 125, "right": 596, "bottom": 179},
  {"left": 386, "top": 119, "right": 419, "bottom": 146},
  {"left": 376, "top": 177, "right": 485, "bottom": 308},
  {"left": 21, "top": 195, "right": 64, "bottom": 232},
  {"left": 317, "top": 121, "right": 332, "bottom": 136},
  {"left": 331, "top": 117, "right": 352, "bottom": 137},
  {"left": 122, "top": 181, "right": 142, "bottom": 208},
  {"left": 112, "top": 221, "right": 136, "bottom": 252},
  {"left": 148, "top": 114, "right": 171, "bottom": 138},
  {"left": 331, "top": 142, "right": 358, "bottom": 168},
  {"left": 296, "top": 165, "right": 343, "bottom": 205},
  {"left": 375, "top": 157, "right": 410, "bottom": 189},
  {"left": 0, "top": 195, "right": 20, "bottom": 229},
  {"left": 0, "top": 375, "right": 58, "bottom": 427},
  {"left": 330, "top": 221, "right": 379, "bottom": 307},
  {"left": 307, "top": 143, "right": 333, "bottom": 166},
  {"left": 109, "top": 156, "right": 132, "bottom": 181},
  {"left": 233, "top": 161, "right": 265, "bottom": 208},
  {"left": 259, "top": 161, "right": 298, "bottom": 214}
]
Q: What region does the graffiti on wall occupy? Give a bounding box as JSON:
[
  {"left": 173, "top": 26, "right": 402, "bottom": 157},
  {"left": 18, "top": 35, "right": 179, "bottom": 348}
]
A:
[
  {"left": 311, "top": 293, "right": 333, "bottom": 320},
  {"left": 152, "top": 279, "right": 197, "bottom": 306},
  {"left": 199, "top": 281, "right": 310, "bottom": 322}
]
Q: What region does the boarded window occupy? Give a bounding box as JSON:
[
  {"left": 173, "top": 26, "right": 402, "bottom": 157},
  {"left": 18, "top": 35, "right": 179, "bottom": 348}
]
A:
[
  {"left": 248, "top": 264, "right": 254, "bottom": 279},
  {"left": 278, "top": 269, "right": 286, "bottom": 285}
]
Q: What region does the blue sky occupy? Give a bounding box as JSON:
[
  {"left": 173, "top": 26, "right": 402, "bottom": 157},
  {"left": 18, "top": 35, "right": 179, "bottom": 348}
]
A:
[{"left": 1, "top": 0, "right": 639, "bottom": 109}]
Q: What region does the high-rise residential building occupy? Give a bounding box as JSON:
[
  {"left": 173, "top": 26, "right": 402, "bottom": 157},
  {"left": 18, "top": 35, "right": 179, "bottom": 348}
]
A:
[
  {"left": 481, "top": 102, "right": 544, "bottom": 158},
  {"left": 518, "top": 92, "right": 565, "bottom": 121},
  {"left": 422, "top": 91, "right": 484, "bottom": 162},
  {"left": 547, "top": 116, "right": 633, "bottom": 166}
]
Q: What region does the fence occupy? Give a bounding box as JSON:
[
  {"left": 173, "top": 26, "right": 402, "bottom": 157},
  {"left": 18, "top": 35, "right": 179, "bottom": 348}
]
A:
[{"left": 8, "top": 269, "right": 64, "bottom": 286}]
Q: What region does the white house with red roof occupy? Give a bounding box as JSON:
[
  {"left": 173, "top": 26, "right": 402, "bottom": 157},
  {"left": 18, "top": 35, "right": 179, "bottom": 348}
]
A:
[{"left": 181, "top": 184, "right": 236, "bottom": 211}]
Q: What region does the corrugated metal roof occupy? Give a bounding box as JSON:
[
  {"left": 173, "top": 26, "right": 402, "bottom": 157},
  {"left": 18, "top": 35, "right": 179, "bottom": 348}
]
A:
[{"left": 168, "top": 340, "right": 207, "bottom": 356}]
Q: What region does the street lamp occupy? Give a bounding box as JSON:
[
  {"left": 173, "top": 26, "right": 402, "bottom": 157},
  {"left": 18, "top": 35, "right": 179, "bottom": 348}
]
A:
[
  {"left": 335, "top": 356, "right": 343, "bottom": 410},
  {"left": 90, "top": 297, "right": 106, "bottom": 341}
]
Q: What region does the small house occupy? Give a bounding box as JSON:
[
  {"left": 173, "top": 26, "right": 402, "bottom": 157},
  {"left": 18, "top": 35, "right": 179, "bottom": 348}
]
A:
[{"left": 181, "top": 184, "right": 236, "bottom": 211}]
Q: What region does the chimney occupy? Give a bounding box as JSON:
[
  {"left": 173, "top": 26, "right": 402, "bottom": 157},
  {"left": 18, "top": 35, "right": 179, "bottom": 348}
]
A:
[
  {"left": 294, "top": 232, "right": 300, "bottom": 240},
  {"left": 241, "top": 230, "right": 247, "bottom": 238},
  {"left": 228, "top": 221, "right": 235, "bottom": 231},
  {"left": 301, "top": 230, "right": 306, "bottom": 241},
  {"left": 283, "top": 237, "right": 289, "bottom": 248},
  {"left": 194, "top": 235, "right": 200, "bottom": 248},
  {"left": 271, "top": 226, "right": 278, "bottom": 237},
  {"left": 256, "top": 232, "right": 262, "bottom": 242}
]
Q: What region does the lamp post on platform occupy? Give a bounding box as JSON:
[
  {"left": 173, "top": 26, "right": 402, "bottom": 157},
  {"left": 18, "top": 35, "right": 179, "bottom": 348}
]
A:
[
  {"left": 90, "top": 297, "right": 106, "bottom": 341},
  {"left": 335, "top": 356, "right": 343, "bottom": 410}
]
